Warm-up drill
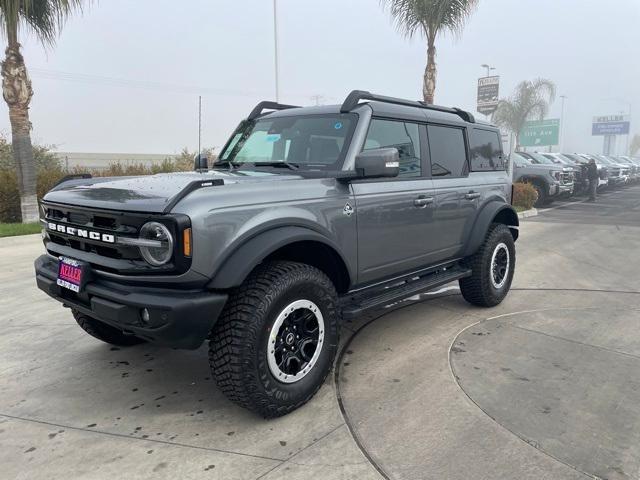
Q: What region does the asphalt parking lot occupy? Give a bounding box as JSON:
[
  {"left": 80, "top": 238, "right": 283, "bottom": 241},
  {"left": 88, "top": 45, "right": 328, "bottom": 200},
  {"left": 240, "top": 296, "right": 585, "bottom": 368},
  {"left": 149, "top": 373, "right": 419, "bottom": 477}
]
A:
[{"left": 2, "top": 185, "right": 640, "bottom": 480}]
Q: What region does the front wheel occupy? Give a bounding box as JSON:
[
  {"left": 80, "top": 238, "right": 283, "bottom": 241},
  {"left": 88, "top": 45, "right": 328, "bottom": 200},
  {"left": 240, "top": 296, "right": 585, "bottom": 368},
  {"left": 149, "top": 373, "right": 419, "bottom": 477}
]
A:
[
  {"left": 459, "top": 223, "right": 516, "bottom": 307},
  {"left": 209, "top": 261, "right": 339, "bottom": 418}
]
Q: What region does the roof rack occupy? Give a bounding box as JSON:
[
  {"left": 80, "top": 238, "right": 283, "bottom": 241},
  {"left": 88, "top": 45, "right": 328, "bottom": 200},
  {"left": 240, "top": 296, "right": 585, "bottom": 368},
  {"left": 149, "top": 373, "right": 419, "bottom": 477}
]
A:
[
  {"left": 340, "top": 90, "right": 475, "bottom": 123},
  {"left": 247, "top": 101, "right": 300, "bottom": 120}
]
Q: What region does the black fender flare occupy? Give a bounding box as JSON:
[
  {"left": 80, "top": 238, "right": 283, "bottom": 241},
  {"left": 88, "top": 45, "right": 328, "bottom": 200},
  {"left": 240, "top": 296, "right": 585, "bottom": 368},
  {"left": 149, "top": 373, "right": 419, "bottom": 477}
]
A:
[
  {"left": 207, "top": 226, "right": 352, "bottom": 290},
  {"left": 462, "top": 202, "right": 519, "bottom": 257}
]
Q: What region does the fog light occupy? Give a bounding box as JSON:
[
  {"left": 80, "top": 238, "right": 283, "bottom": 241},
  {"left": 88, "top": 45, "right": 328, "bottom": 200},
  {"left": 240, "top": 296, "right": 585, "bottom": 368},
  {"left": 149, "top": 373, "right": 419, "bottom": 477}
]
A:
[{"left": 141, "top": 308, "right": 150, "bottom": 324}]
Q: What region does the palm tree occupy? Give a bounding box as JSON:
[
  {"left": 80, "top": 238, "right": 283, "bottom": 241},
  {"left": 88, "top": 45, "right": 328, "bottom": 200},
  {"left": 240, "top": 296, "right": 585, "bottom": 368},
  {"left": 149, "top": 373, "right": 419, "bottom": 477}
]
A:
[
  {"left": 492, "top": 79, "right": 556, "bottom": 151},
  {"left": 380, "top": 0, "right": 479, "bottom": 104},
  {"left": 0, "top": 0, "right": 82, "bottom": 223}
]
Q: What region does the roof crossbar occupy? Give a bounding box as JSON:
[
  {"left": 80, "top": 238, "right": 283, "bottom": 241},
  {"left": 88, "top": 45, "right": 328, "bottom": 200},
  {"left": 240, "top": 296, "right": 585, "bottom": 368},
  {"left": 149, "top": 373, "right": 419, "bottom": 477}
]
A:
[
  {"left": 247, "top": 101, "right": 300, "bottom": 120},
  {"left": 340, "top": 90, "right": 475, "bottom": 123}
]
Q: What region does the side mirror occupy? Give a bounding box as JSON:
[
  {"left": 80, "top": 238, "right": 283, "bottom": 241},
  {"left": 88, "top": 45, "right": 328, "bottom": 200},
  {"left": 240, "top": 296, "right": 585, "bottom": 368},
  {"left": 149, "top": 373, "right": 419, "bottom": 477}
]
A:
[
  {"left": 353, "top": 148, "right": 400, "bottom": 180},
  {"left": 194, "top": 153, "right": 208, "bottom": 172}
]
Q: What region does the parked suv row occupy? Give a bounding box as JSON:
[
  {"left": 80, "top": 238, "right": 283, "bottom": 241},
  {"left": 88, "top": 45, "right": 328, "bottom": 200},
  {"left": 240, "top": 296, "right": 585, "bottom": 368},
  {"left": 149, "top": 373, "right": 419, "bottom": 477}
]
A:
[
  {"left": 511, "top": 150, "right": 639, "bottom": 203},
  {"left": 510, "top": 151, "right": 574, "bottom": 206}
]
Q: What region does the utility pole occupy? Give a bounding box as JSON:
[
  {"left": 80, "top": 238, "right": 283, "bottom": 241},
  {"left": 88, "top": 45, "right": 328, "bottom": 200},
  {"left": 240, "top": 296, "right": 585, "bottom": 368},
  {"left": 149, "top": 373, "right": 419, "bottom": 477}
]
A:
[
  {"left": 310, "top": 94, "right": 324, "bottom": 106},
  {"left": 198, "top": 95, "right": 202, "bottom": 157},
  {"left": 559, "top": 95, "right": 567, "bottom": 152},
  {"left": 273, "top": 0, "right": 280, "bottom": 102}
]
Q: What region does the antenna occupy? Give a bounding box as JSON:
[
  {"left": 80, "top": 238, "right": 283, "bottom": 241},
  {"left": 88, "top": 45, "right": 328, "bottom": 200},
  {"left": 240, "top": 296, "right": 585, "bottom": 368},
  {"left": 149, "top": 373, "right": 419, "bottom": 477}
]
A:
[{"left": 198, "top": 95, "right": 202, "bottom": 157}]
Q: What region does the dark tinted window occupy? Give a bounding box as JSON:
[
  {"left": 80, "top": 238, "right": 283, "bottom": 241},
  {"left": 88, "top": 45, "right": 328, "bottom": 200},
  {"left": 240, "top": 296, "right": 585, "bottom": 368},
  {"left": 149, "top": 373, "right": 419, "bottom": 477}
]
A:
[
  {"left": 364, "top": 119, "right": 421, "bottom": 177},
  {"left": 469, "top": 129, "right": 505, "bottom": 171},
  {"left": 427, "top": 125, "right": 467, "bottom": 177}
]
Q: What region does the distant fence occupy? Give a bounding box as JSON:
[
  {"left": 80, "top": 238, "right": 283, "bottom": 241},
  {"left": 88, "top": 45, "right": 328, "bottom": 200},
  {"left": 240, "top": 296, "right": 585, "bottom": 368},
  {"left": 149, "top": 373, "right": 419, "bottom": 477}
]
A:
[{"left": 55, "top": 152, "right": 175, "bottom": 172}]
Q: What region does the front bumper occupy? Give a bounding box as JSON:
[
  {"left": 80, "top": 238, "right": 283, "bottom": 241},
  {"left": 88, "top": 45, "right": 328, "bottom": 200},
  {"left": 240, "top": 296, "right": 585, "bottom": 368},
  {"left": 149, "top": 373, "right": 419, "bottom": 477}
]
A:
[
  {"left": 549, "top": 182, "right": 573, "bottom": 196},
  {"left": 35, "top": 255, "right": 227, "bottom": 349}
]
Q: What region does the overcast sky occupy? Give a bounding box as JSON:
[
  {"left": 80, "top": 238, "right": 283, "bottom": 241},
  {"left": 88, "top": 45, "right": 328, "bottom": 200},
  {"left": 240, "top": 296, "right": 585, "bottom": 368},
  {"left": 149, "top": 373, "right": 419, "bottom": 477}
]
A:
[{"left": 1, "top": 0, "right": 638, "bottom": 155}]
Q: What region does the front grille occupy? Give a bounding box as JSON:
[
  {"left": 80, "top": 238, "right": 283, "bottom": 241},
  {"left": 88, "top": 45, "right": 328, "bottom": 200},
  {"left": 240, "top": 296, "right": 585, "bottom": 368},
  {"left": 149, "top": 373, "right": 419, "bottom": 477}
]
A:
[
  {"left": 560, "top": 172, "right": 573, "bottom": 185},
  {"left": 40, "top": 201, "right": 191, "bottom": 275},
  {"left": 43, "top": 203, "right": 143, "bottom": 262}
]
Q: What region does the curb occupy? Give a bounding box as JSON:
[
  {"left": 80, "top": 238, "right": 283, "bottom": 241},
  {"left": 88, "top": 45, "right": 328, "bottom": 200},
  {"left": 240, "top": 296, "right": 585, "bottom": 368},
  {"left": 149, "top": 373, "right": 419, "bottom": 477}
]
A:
[{"left": 517, "top": 208, "right": 538, "bottom": 219}]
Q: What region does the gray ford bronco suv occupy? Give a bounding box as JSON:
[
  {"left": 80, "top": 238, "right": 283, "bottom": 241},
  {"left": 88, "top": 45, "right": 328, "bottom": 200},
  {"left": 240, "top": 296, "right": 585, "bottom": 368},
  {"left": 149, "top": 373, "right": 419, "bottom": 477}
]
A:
[{"left": 35, "top": 91, "right": 518, "bottom": 417}]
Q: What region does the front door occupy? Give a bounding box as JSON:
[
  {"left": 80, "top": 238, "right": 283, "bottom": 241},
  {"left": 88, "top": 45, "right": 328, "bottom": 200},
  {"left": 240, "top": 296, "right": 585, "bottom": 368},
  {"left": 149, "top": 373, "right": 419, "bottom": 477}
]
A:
[{"left": 352, "top": 119, "right": 437, "bottom": 285}]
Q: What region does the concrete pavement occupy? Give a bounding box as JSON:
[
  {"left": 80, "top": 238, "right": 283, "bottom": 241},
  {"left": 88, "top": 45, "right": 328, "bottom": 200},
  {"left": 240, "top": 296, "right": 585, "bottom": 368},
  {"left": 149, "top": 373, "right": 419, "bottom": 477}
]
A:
[{"left": 1, "top": 184, "right": 640, "bottom": 479}]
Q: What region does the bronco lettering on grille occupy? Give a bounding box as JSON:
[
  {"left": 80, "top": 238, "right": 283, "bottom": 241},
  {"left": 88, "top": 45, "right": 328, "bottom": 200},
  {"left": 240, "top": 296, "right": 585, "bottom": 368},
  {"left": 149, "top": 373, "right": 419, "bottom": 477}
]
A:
[{"left": 47, "top": 222, "right": 116, "bottom": 244}]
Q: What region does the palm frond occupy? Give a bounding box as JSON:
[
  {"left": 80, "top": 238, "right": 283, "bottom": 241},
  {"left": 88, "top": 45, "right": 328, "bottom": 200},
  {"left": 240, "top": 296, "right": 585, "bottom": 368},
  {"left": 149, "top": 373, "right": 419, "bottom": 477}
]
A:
[
  {"left": 0, "top": 0, "right": 84, "bottom": 46},
  {"left": 492, "top": 78, "right": 557, "bottom": 136},
  {"left": 380, "top": 0, "right": 478, "bottom": 39}
]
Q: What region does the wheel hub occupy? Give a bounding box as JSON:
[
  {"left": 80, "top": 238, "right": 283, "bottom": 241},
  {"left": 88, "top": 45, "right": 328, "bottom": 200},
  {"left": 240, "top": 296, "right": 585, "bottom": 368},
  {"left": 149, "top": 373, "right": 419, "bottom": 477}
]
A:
[
  {"left": 490, "top": 242, "right": 510, "bottom": 289},
  {"left": 267, "top": 299, "right": 325, "bottom": 384}
]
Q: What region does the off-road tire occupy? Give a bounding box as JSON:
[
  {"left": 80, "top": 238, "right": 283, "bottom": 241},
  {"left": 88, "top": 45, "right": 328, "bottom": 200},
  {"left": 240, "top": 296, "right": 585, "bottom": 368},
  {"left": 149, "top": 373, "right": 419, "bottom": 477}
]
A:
[
  {"left": 72, "top": 310, "right": 145, "bottom": 346},
  {"left": 459, "top": 223, "right": 516, "bottom": 307},
  {"left": 209, "top": 261, "right": 339, "bottom": 418},
  {"left": 533, "top": 182, "right": 548, "bottom": 207}
]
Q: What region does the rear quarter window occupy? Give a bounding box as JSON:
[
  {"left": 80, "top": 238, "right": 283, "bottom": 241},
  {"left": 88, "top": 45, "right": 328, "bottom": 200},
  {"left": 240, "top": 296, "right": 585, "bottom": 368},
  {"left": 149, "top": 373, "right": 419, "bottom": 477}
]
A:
[{"left": 469, "top": 128, "right": 505, "bottom": 171}]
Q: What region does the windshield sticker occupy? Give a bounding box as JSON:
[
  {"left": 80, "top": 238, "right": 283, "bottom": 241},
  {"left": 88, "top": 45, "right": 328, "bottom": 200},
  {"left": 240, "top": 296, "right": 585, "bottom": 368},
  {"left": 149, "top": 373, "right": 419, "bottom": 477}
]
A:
[
  {"left": 334, "top": 122, "right": 343, "bottom": 130},
  {"left": 265, "top": 133, "right": 281, "bottom": 142}
]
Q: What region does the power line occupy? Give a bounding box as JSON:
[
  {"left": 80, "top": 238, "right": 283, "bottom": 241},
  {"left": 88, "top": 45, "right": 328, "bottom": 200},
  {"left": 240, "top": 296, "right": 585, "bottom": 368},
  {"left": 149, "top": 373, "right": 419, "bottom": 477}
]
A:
[{"left": 29, "top": 67, "right": 272, "bottom": 98}]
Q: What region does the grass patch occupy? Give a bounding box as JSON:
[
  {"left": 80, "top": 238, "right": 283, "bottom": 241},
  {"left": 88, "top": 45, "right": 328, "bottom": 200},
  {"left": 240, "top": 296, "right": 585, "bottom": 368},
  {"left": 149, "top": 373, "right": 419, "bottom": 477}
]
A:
[{"left": 0, "top": 222, "right": 41, "bottom": 238}]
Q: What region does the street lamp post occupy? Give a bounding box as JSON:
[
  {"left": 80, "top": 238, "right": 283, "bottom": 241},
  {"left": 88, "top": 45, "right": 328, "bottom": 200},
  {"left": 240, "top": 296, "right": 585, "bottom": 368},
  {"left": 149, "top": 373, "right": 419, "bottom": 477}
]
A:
[
  {"left": 273, "top": 0, "right": 280, "bottom": 102},
  {"left": 559, "top": 95, "right": 567, "bottom": 152},
  {"left": 480, "top": 63, "right": 495, "bottom": 77}
]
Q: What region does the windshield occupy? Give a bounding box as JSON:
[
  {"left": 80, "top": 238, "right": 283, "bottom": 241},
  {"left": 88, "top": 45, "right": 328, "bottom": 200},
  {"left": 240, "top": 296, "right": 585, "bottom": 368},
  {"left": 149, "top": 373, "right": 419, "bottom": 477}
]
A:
[
  {"left": 562, "top": 153, "right": 586, "bottom": 164},
  {"left": 593, "top": 155, "right": 613, "bottom": 165},
  {"left": 510, "top": 152, "right": 533, "bottom": 166},
  {"left": 219, "top": 114, "right": 355, "bottom": 169},
  {"left": 542, "top": 154, "right": 565, "bottom": 165},
  {"left": 527, "top": 152, "right": 556, "bottom": 165}
]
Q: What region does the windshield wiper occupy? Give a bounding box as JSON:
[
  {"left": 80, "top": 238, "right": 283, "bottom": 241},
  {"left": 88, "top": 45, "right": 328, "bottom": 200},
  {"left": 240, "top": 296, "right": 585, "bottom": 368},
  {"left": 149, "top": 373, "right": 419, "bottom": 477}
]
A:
[
  {"left": 211, "top": 160, "right": 240, "bottom": 170},
  {"left": 251, "top": 161, "right": 300, "bottom": 171}
]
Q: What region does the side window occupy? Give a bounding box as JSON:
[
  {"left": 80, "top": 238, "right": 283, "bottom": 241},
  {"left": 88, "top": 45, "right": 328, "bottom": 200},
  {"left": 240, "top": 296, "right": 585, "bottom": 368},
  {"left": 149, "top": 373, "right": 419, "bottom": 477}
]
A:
[
  {"left": 427, "top": 125, "right": 467, "bottom": 177},
  {"left": 363, "top": 119, "right": 421, "bottom": 177},
  {"left": 469, "top": 129, "right": 505, "bottom": 171}
]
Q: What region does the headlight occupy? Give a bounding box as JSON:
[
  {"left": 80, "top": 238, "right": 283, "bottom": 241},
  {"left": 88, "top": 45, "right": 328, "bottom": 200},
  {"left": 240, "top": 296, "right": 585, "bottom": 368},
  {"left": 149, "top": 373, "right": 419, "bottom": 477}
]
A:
[{"left": 139, "top": 222, "right": 173, "bottom": 266}]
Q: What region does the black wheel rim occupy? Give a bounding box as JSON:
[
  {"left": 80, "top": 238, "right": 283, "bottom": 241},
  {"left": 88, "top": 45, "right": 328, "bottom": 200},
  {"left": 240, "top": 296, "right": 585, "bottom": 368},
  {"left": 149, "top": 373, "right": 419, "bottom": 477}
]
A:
[
  {"left": 491, "top": 243, "right": 510, "bottom": 289},
  {"left": 267, "top": 300, "right": 325, "bottom": 383}
]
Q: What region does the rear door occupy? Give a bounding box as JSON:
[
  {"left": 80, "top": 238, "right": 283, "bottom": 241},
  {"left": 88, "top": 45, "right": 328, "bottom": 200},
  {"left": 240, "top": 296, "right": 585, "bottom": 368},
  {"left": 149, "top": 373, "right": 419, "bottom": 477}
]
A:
[
  {"left": 352, "top": 118, "right": 437, "bottom": 284},
  {"left": 427, "top": 123, "right": 478, "bottom": 260}
]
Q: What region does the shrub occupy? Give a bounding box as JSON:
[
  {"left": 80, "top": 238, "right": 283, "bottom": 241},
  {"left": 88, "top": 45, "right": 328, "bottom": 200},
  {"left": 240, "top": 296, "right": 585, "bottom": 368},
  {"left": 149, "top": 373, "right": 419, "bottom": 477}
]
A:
[
  {"left": 0, "top": 141, "right": 215, "bottom": 223},
  {"left": 512, "top": 182, "right": 538, "bottom": 210}
]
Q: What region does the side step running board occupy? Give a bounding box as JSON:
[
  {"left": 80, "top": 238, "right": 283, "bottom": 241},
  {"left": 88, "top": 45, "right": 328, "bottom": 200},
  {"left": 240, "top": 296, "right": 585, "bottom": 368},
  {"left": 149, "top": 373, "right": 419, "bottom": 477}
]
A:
[{"left": 340, "top": 265, "right": 471, "bottom": 319}]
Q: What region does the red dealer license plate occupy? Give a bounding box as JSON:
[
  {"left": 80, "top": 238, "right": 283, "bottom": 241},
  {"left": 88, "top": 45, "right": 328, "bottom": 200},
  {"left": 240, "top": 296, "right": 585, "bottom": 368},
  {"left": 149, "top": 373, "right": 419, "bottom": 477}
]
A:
[{"left": 57, "top": 257, "right": 87, "bottom": 293}]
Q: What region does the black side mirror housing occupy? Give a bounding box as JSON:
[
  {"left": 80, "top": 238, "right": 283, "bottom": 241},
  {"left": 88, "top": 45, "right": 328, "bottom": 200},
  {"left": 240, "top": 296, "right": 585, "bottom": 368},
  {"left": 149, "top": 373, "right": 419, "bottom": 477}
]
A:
[
  {"left": 194, "top": 154, "right": 208, "bottom": 172},
  {"left": 353, "top": 148, "right": 400, "bottom": 180}
]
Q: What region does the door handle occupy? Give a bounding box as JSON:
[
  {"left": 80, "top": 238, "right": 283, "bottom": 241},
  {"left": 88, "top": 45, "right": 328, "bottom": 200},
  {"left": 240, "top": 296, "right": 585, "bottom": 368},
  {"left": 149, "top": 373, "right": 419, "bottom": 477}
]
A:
[
  {"left": 464, "top": 192, "right": 481, "bottom": 200},
  {"left": 414, "top": 195, "right": 434, "bottom": 208}
]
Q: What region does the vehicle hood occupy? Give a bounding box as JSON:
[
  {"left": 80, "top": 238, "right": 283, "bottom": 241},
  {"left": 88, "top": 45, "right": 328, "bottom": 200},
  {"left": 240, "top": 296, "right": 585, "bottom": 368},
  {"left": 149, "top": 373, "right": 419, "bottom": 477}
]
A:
[
  {"left": 43, "top": 170, "right": 302, "bottom": 213},
  {"left": 518, "top": 163, "right": 564, "bottom": 172}
]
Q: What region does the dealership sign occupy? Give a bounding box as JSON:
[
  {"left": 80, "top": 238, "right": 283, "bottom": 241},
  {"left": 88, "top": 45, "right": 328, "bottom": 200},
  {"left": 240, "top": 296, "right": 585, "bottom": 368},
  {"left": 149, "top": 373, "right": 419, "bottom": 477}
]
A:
[
  {"left": 477, "top": 76, "right": 499, "bottom": 115},
  {"left": 592, "top": 115, "right": 630, "bottom": 136},
  {"left": 519, "top": 119, "right": 560, "bottom": 147}
]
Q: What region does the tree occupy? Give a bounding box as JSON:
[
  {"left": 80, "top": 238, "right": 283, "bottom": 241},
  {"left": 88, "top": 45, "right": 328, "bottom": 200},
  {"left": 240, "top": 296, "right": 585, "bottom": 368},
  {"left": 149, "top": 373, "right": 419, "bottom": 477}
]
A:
[
  {"left": 492, "top": 79, "right": 556, "bottom": 151},
  {"left": 631, "top": 134, "right": 640, "bottom": 156},
  {"left": 380, "top": 0, "right": 478, "bottom": 104},
  {"left": 0, "top": 0, "right": 83, "bottom": 223}
]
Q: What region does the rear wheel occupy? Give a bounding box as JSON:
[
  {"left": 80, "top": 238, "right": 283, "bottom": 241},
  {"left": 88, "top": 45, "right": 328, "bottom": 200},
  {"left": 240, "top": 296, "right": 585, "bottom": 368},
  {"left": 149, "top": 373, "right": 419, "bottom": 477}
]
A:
[
  {"left": 209, "top": 261, "right": 339, "bottom": 418},
  {"left": 73, "top": 310, "right": 145, "bottom": 346},
  {"left": 459, "top": 223, "right": 516, "bottom": 307}
]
